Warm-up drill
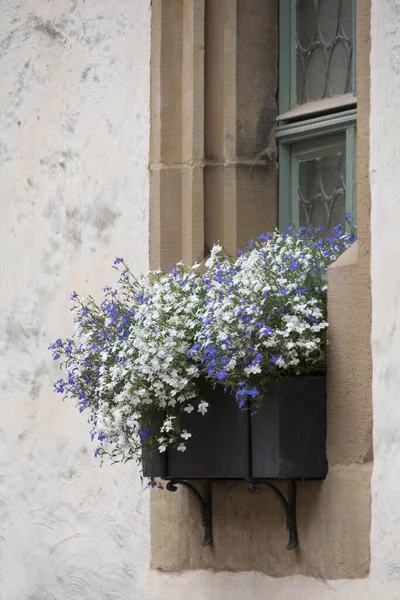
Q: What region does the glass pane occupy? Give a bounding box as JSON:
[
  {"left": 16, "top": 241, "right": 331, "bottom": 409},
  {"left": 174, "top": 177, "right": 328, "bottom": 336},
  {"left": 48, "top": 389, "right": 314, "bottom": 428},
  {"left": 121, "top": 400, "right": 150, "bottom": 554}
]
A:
[
  {"left": 328, "top": 41, "right": 351, "bottom": 96},
  {"left": 305, "top": 48, "right": 327, "bottom": 101},
  {"left": 296, "top": 0, "right": 354, "bottom": 105},
  {"left": 297, "top": 147, "right": 346, "bottom": 236}
]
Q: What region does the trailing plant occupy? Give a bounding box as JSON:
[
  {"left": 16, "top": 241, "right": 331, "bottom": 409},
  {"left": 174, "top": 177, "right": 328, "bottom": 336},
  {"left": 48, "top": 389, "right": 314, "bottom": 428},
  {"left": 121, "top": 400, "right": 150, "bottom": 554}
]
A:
[{"left": 49, "top": 219, "right": 356, "bottom": 467}]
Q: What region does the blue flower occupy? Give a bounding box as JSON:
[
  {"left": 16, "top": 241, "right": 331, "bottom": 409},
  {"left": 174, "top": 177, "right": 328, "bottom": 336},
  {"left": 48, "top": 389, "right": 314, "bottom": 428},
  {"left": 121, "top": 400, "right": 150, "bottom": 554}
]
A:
[
  {"left": 138, "top": 428, "right": 151, "bottom": 439},
  {"left": 54, "top": 379, "right": 65, "bottom": 393},
  {"left": 261, "top": 326, "right": 272, "bottom": 336},
  {"left": 257, "top": 232, "right": 271, "bottom": 242},
  {"left": 307, "top": 314, "right": 319, "bottom": 324},
  {"left": 253, "top": 353, "right": 263, "bottom": 364},
  {"left": 235, "top": 387, "right": 260, "bottom": 403},
  {"left": 114, "top": 257, "right": 123, "bottom": 265},
  {"left": 48, "top": 338, "right": 63, "bottom": 350},
  {"left": 216, "top": 370, "right": 228, "bottom": 381}
]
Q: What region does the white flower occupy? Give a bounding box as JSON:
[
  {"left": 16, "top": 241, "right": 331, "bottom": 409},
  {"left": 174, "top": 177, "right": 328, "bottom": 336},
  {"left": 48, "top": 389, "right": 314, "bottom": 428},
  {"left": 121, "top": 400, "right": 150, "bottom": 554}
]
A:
[
  {"left": 184, "top": 404, "right": 194, "bottom": 413},
  {"left": 181, "top": 430, "right": 192, "bottom": 440},
  {"left": 198, "top": 401, "right": 209, "bottom": 415},
  {"left": 177, "top": 444, "right": 186, "bottom": 452},
  {"left": 244, "top": 364, "right": 262, "bottom": 376},
  {"left": 158, "top": 445, "right": 167, "bottom": 453},
  {"left": 204, "top": 244, "right": 223, "bottom": 269},
  {"left": 161, "top": 417, "right": 176, "bottom": 433}
]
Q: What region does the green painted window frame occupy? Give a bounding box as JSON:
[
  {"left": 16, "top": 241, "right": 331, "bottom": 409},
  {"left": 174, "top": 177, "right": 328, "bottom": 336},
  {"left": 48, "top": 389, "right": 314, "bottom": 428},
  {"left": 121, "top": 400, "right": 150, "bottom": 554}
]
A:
[{"left": 278, "top": 0, "right": 357, "bottom": 230}]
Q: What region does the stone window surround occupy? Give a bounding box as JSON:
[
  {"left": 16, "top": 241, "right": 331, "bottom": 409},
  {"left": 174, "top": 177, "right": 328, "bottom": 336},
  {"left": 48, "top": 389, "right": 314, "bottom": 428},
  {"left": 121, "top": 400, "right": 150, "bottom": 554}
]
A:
[{"left": 149, "top": 0, "right": 372, "bottom": 579}]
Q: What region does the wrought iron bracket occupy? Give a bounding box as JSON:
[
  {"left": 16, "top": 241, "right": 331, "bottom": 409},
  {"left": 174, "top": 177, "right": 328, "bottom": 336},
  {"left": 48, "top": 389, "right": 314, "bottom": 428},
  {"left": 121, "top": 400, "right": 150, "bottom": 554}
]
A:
[
  {"left": 248, "top": 479, "right": 298, "bottom": 550},
  {"left": 165, "top": 478, "right": 297, "bottom": 550},
  {"left": 166, "top": 479, "right": 213, "bottom": 547}
]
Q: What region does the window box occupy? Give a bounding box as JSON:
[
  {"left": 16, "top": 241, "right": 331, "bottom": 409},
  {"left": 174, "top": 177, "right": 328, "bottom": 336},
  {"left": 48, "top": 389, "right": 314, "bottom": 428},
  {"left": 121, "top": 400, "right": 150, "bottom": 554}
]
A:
[{"left": 143, "top": 374, "right": 328, "bottom": 480}]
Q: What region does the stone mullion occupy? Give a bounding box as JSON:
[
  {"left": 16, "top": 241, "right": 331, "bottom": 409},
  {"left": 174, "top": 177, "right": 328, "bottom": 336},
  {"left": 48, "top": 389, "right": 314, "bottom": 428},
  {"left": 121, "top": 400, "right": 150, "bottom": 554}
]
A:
[{"left": 150, "top": 0, "right": 205, "bottom": 270}]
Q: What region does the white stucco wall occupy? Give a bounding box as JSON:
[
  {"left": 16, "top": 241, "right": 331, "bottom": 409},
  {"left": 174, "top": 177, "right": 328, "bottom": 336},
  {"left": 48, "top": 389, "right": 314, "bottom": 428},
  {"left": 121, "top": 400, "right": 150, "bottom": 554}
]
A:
[
  {"left": 370, "top": 0, "right": 400, "bottom": 593},
  {"left": 0, "top": 1, "right": 151, "bottom": 598},
  {"left": 2, "top": 1, "right": 400, "bottom": 599}
]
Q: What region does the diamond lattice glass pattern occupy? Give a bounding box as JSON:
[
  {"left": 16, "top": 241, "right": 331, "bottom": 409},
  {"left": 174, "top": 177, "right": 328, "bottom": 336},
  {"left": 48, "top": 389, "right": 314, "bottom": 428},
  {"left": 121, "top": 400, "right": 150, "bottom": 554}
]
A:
[
  {"left": 298, "top": 150, "right": 346, "bottom": 235},
  {"left": 296, "top": 0, "right": 353, "bottom": 104}
]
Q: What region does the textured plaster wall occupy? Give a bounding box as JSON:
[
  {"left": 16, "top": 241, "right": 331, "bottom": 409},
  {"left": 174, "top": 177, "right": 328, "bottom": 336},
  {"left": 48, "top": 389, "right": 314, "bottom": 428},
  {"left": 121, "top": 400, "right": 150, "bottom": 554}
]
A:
[
  {"left": 370, "top": 0, "right": 400, "bottom": 593},
  {"left": 2, "top": 0, "right": 400, "bottom": 599},
  {"left": 0, "top": 1, "right": 151, "bottom": 598}
]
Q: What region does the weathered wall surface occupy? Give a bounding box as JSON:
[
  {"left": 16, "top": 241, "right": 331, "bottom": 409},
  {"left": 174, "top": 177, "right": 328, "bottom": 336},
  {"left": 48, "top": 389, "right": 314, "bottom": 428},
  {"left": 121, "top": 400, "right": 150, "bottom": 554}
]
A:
[
  {"left": 370, "top": 0, "right": 400, "bottom": 594},
  {"left": 3, "top": 0, "right": 400, "bottom": 599},
  {"left": 0, "top": 1, "right": 151, "bottom": 598}
]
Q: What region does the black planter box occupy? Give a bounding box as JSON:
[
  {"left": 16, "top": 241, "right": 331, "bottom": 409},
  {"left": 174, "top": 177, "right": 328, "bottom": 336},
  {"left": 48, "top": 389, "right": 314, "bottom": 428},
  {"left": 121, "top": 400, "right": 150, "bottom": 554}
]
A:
[{"left": 143, "top": 375, "right": 328, "bottom": 481}]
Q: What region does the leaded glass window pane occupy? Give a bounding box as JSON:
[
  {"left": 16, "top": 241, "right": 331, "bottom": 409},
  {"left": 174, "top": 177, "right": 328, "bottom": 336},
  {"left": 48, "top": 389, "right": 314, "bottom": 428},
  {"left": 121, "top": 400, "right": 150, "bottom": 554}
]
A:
[
  {"left": 296, "top": 0, "right": 354, "bottom": 105},
  {"left": 294, "top": 138, "right": 347, "bottom": 235}
]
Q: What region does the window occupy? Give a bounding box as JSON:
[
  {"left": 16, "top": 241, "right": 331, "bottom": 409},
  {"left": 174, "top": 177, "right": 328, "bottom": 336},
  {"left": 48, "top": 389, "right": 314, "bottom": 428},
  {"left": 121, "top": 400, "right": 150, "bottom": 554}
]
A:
[{"left": 277, "top": 0, "right": 356, "bottom": 234}]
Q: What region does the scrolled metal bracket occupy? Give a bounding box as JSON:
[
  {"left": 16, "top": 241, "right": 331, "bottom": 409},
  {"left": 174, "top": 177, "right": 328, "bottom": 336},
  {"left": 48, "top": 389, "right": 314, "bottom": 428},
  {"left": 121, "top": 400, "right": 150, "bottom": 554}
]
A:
[
  {"left": 249, "top": 479, "right": 298, "bottom": 551},
  {"left": 166, "top": 479, "right": 213, "bottom": 547}
]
